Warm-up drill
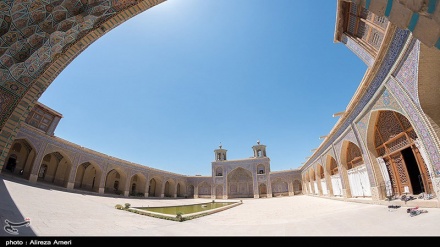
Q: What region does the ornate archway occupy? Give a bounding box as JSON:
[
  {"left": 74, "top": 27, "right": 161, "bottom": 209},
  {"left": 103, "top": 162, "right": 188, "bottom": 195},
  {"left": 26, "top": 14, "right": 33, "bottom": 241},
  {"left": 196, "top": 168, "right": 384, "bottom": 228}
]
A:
[
  {"left": 371, "top": 110, "right": 433, "bottom": 197},
  {"left": 227, "top": 167, "right": 253, "bottom": 198}
]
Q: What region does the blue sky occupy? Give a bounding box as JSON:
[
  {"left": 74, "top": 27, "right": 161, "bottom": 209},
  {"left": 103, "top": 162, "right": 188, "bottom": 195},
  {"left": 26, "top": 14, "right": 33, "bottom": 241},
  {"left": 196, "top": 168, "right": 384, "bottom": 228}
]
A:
[{"left": 39, "top": 0, "right": 367, "bottom": 176}]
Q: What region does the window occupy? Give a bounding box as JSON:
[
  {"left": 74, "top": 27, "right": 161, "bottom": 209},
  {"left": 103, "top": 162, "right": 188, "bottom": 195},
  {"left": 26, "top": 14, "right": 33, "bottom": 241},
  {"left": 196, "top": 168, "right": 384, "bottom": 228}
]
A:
[
  {"left": 372, "top": 32, "right": 380, "bottom": 46},
  {"left": 25, "top": 106, "right": 54, "bottom": 132}
]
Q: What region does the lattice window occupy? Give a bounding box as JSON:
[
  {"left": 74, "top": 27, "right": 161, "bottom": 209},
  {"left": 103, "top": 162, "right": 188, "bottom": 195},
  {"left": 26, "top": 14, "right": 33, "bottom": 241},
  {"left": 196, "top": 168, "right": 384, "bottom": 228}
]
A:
[
  {"left": 350, "top": 2, "right": 358, "bottom": 14},
  {"left": 375, "top": 129, "right": 384, "bottom": 147},
  {"left": 356, "top": 20, "right": 366, "bottom": 37},
  {"left": 377, "top": 111, "right": 404, "bottom": 140},
  {"left": 393, "top": 154, "right": 408, "bottom": 184},
  {"left": 347, "top": 142, "right": 363, "bottom": 169},
  {"left": 375, "top": 111, "right": 416, "bottom": 156},
  {"left": 370, "top": 30, "right": 384, "bottom": 50},
  {"left": 348, "top": 15, "right": 357, "bottom": 34},
  {"left": 360, "top": 7, "right": 368, "bottom": 19},
  {"left": 387, "top": 134, "right": 410, "bottom": 153},
  {"left": 345, "top": 2, "right": 387, "bottom": 54},
  {"left": 359, "top": 22, "right": 370, "bottom": 41},
  {"left": 396, "top": 112, "right": 412, "bottom": 130},
  {"left": 374, "top": 15, "right": 388, "bottom": 29},
  {"left": 385, "top": 159, "right": 398, "bottom": 191}
]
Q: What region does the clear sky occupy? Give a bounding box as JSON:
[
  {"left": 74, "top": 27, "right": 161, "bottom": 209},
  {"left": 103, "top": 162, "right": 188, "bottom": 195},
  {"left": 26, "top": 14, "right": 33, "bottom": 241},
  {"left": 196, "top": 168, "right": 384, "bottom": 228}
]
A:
[{"left": 38, "top": 0, "right": 367, "bottom": 176}]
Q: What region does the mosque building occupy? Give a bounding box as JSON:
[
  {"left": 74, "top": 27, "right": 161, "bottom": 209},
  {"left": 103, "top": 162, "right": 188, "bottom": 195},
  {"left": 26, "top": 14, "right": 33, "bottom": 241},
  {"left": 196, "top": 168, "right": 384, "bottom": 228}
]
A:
[{"left": 0, "top": 0, "right": 440, "bottom": 207}]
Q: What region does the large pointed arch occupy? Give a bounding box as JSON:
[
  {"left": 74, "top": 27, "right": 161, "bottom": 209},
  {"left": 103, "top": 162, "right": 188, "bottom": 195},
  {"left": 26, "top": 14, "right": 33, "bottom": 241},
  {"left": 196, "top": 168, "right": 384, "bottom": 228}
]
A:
[
  {"left": 38, "top": 151, "right": 73, "bottom": 188},
  {"left": 227, "top": 167, "right": 253, "bottom": 198},
  {"left": 197, "top": 181, "right": 211, "bottom": 198},
  {"left": 129, "top": 173, "right": 147, "bottom": 197},
  {"left": 271, "top": 177, "right": 288, "bottom": 197},
  {"left": 317, "top": 164, "right": 327, "bottom": 195},
  {"left": 365, "top": 110, "right": 433, "bottom": 198},
  {"left": 340, "top": 140, "right": 371, "bottom": 198},
  {"left": 148, "top": 176, "right": 163, "bottom": 198},
  {"left": 2, "top": 138, "right": 36, "bottom": 180},
  {"left": 74, "top": 161, "right": 103, "bottom": 193},
  {"left": 104, "top": 168, "right": 127, "bottom": 195},
  {"left": 164, "top": 179, "right": 176, "bottom": 198},
  {"left": 325, "top": 154, "right": 342, "bottom": 197}
]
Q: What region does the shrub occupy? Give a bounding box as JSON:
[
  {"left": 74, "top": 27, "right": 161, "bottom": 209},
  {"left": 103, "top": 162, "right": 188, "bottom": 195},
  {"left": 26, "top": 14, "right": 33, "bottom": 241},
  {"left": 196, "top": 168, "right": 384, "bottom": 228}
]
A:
[
  {"left": 124, "top": 203, "right": 131, "bottom": 209},
  {"left": 115, "top": 204, "right": 123, "bottom": 210},
  {"left": 176, "top": 212, "right": 183, "bottom": 222}
]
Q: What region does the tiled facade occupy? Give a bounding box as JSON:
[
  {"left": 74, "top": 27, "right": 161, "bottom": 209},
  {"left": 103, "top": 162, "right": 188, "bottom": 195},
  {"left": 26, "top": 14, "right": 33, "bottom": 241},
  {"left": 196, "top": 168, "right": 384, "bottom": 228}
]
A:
[{"left": 302, "top": 1, "right": 440, "bottom": 206}]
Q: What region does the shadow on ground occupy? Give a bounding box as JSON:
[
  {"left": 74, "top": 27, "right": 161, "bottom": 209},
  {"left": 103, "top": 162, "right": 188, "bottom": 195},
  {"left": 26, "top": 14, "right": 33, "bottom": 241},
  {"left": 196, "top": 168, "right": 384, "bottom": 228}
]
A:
[{"left": 0, "top": 177, "right": 36, "bottom": 236}]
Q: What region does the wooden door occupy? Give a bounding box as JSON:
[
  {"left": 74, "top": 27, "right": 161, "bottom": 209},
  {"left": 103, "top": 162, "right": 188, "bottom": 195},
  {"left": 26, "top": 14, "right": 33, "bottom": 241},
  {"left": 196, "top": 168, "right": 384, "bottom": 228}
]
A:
[{"left": 390, "top": 153, "right": 412, "bottom": 194}]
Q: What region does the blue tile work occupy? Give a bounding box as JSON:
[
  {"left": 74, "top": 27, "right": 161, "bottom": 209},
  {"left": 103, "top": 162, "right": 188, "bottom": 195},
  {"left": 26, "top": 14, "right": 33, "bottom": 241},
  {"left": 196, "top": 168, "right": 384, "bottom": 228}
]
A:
[
  {"left": 386, "top": 77, "right": 440, "bottom": 175},
  {"left": 393, "top": 40, "right": 420, "bottom": 105},
  {"left": 338, "top": 129, "right": 358, "bottom": 148},
  {"left": 355, "top": 114, "right": 369, "bottom": 143},
  {"left": 355, "top": 88, "right": 404, "bottom": 142},
  {"left": 341, "top": 34, "right": 375, "bottom": 67},
  {"left": 333, "top": 140, "right": 343, "bottom": 166},
  {"left": 306, "top": 28, "right": 410, "bottom": 167},
  {"left": 0, "top": 87, "right": 18, "bottom": 127},
  {"left": 351, "top": 122, "right": 377, "bottom": 187},
  {"left": 323, "top": 147, "right": 336, "bottom": 164},
  {"left": 15, "top": 126, "right": 45, "bottom": 151},
  {"left": 16, "top": 124, "right": 178, "bottom": 180}
]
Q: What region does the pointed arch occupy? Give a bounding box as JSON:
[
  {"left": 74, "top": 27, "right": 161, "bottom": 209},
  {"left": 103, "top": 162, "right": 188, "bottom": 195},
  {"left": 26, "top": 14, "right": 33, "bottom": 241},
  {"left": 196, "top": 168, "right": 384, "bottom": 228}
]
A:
[
  {"left": 325, "top": 154, "right": 342, "bottom": 196},
  {"left": 227, "top": 167, "right": 253, "bottom": 198},
  {"left": 164, "top": 179, "right": 176, "bottom": 198},
  {"left": 148, "top": 176, "right": 163, "bottom": 198},
  {"left": 2, "top": 138, "right": 36, "bottom": 179},
  {"left": 129, "top": 173, "right": 147, "bottom": 197},
  {"left": 365, "top": 110, "right": 433, "bottom": 197},
  {"left": 198, "top": 181, "right": 211, "bottom": 198},
  {"left": 317, "top": 164, "right": 328, "bottom": 195},
  {"left": 271, "top": 177, "right": 288, "bottom": 197},
  {"left": 74, "top": 161, "right": 103, "bottom": 193},
  {"left": 340, "top": 140, "right": 371, "bottom": 198},
  {"left": 38, "top": 151, "right": 73, "bottom": 188},
  {"left": 104, "top": 168, "right": 127, "bottom": 195}
]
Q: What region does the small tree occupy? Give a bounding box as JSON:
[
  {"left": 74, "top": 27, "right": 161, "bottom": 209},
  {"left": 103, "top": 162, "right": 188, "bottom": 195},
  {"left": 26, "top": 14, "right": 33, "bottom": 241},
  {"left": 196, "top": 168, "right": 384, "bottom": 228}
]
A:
[{"left": 124, "top": 203, "right": 131, "bottom": 209}]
